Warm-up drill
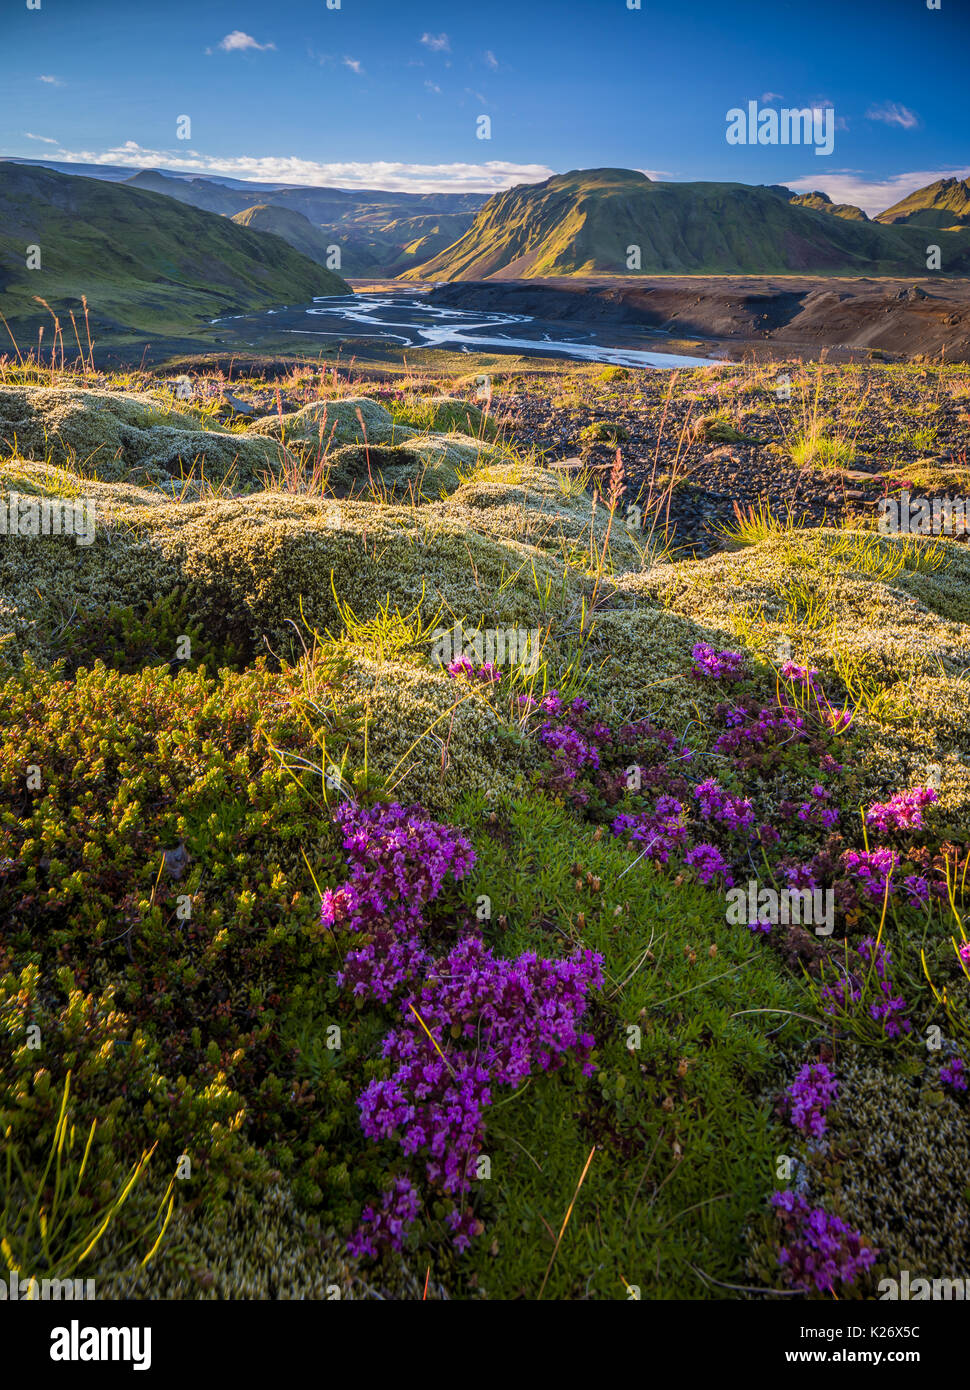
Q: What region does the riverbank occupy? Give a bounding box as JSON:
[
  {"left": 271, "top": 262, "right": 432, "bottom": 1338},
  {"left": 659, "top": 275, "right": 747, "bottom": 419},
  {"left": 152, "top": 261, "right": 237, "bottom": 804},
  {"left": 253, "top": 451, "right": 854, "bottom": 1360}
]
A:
[
  {"left": 207, "top": 290, "right": 721, "bottom": 369},
  {"left": 427, "top": 276, "right": 970, "bottom": 363}
]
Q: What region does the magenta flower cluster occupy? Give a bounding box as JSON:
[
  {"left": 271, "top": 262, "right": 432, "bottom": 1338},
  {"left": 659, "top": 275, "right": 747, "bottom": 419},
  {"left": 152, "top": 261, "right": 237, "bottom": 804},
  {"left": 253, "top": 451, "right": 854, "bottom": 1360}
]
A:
[
  {"left": 529, "top": 659, "right": 954, "bottom": 939},
  {"left": 692, "top": 777, "right": 755, "bottom": 831},
  {"left": 786, "top": 1062, "right": 839, "bottom": 1137},
  {"left": 346, "top": 1177, "right": 421, "bottom": 1260},
  {"left": 820, "top": 936, "right": 912, "bottom": 1040},
  {"left": 770, "top": 1059, "right": 877, "bottom": 1294},
  {"left": 770, "top": 1190, "right": 878, "bottom": 1294},
  {"left": 840, "top": 847, "right": 899, "bottom": 903},
  {"left": 712, "top": 701, "right": 807, "bottom": 760},
  {"left": 323, "top": 801, "right": 475, "bottom": 1005},
  {"left": 358, "top": 935, "right": 602, "bottom": 1249},
  {"left": 325, "top": 799, "right": 602, "bottom": 1257},
  {"left": 691, "top": 642, "right": 745, "bottom": 682},
  {"left": 940, "top": 1056, "right": 967, "bottom": 1094},
  {"left": 865, "top": 786, "right": 938, "bottom": 835},
  {"left": 539, "top": 720, "right": 602, "bottom": 775},
  {"left": 785, "top": 784, "right": 840, "bottom": 831},
  {"left": 683, "top": 843, "right": 734, "bottom": 887},
  {"left": 447, "top": 656, "right": 502, "bottom": 684},
  {"left": 779, "top": 659, "right": 822, "bottom": 694},
  {"left": 611, "top": 796, "right": 687, "bottom": 865}
]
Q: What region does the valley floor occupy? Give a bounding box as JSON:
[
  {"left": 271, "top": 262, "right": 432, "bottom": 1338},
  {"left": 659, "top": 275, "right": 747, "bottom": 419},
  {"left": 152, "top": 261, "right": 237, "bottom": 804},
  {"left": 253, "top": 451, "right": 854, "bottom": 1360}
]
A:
[{"left": 426, "top": 275, "right": 970, "bottom": 363}]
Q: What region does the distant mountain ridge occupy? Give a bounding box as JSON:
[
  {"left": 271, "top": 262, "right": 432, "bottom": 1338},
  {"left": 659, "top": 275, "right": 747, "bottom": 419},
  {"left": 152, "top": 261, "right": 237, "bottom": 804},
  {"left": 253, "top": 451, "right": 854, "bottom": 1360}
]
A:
[
  {"left": 118, "top": 169, "right": 487, "bottom": 275},
  {"left": 0, "top": 158, "right": 490, "bottom": 277},
  {"left": 229, "top": 201, "right": 478, "bottom": 277},
  {"left": 120, "top": 167, "right": 487, "bottom": 223},
  {"left": 401, "top": 168, "right": 970, "bottom": 280}
]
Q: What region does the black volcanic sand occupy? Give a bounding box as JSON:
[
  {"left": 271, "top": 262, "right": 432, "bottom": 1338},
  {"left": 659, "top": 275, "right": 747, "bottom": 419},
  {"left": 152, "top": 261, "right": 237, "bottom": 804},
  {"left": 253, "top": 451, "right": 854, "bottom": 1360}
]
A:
[
  {"left": 495, "top": 361, "right": 970, "bottom": 556},
  {"left": 429, "top": 276, "right": 970, "bottom": 364}
]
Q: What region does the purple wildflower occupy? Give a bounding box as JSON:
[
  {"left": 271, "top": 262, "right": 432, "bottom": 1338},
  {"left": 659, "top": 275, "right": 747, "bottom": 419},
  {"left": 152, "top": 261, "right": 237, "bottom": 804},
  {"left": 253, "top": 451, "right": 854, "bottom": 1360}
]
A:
[
  {"left": 347, "top": 1177, "right": 421, "bottom": 1258},
  {"left": 691, "top": 642, "right": 745, "bottom": 682},
  {"left": 940, "top": 1057, "right": 967, "bottom": 1094},
  {"left": 771, "top": 1191, "right": 878, "bottom": 1294},
  {"left": 683, "top": 842, "right": 734, "bottom": 887},
  {"left": 866, "top": 786, "right": 938, "bottom": 835},
  {"left": 820, "top": 936, "right": 912, "bottom": 1040},
  {"left": 693, "top": 777, "right": 755, "bottom": 831},
  {"left": 786, "top": 1062, "right": 839, "bottom": 1138}
]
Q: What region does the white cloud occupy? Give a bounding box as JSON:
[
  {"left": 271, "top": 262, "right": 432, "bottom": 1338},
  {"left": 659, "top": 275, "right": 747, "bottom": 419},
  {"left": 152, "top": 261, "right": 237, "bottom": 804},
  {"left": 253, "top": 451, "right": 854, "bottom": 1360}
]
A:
[
  {"left": 40, "top": 142, "right": 555, "bottom": 194},
  {"left": 484, "top": 50, "right": 499, "bottom": 70},
  {"left": 761, "top": 91, "right": 784, "bottom": 103},
  {"left": 214, "top": 31, "right": 276, "bottom": 53},
  {"left": 424, "top": 81, "right": 441, "bottom": 94},
  {"left": 24, "top": 132, "right": 58, "bottom": 144},
  {"left": 420, "top": 32, "right": 450, "bottom": 53},
  {"left": 866, "top": 102, "right": 919, "bottom": 130},
  {"left": 784, "top": 166, "right": 970, "bottom": 216},
  {"left": 343, "top": 57, "right": 363, "bottom": 74},
  {"left": 38, "top": 74, "right": 61, "bottom": 85}
]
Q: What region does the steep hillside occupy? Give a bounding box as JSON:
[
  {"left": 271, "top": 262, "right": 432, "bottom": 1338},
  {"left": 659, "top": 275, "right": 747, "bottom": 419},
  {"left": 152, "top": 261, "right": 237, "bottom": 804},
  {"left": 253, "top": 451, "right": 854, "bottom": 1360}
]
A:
[
  {"left": 377, "top": 213, "right": 473, "bottom": 274},
  {"left": 231, "top": 204, "right": 345, "bottom": 271},
  {"left": 401, "top": 168, "right": 970, "bottom": 280},
  {"left": 876, "top": 177, "right": 970, "bottom": 228},
  {"left": 0, "top": 163, "right": 349, "bottom": 340},
  {"left": 787, "top": 190, "right": 869, "bottom": 220}
]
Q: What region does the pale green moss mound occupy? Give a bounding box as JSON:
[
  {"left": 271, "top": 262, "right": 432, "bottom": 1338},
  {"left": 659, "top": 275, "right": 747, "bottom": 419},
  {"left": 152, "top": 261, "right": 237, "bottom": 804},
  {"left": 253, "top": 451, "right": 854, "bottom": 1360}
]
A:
[
  {"left": 248, "top": 397, "right": 401, "bottom": 448},
  {"left": 3, "top": 390, "right": 970, "bottom": 823},
  {"left": 324, "top": 432, "right": 501, "bottom": 499},
  {"left": 408, "top": 397, "right": 490, "bottom": 435},
  {"left": 830, "top": 1053, "right": 970, "bottom": 1275},
  {"left": 0, "top": 474, "right": 591, "bottom": 669},
  {"left": 642, "top": 529, "right": 970, "bottom": 811},
  {"left": 0, "top": 385, "right": 283, "bottom": 486},
  {"left": 97, "top": 1181, "right": 364, "bottom": 1300},
  {"left": 330, "top": 655, "right": 536, "bottom": 815}
]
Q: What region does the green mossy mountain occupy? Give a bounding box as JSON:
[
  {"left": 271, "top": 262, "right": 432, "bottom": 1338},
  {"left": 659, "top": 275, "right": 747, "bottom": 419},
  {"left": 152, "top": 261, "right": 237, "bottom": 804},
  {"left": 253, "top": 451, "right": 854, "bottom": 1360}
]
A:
[
  {"left": 231, "top": 204, "right": 345, "bottom": 271},
  {"left": 787, "top": 190, "right": 869, "bottom": 220},
  {"left": 876, "top": 177, "right": 970, "bottom": 229},
  {"left": 0, "top": 163, "right": 349, "bottom": 340},
  {"left": 401, "top": 168, "right": 970, "bottom": 279}
]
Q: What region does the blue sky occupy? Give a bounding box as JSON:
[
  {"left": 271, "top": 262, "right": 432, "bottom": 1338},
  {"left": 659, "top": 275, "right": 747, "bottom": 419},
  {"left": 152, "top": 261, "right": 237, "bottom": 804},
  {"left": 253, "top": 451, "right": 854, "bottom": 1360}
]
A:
[{"left": 2, "top": 0, "right": 968, "bottom": 213}]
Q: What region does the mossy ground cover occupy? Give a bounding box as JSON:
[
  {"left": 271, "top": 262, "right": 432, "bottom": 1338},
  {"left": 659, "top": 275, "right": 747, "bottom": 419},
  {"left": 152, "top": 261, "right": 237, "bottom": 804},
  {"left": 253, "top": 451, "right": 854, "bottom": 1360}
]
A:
[
  {"left": 1, "top": 355, "right": 969, "bottom": 1300},
  {"left": 451, "top": 793, "right": 805, "bottom": 1299}
]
